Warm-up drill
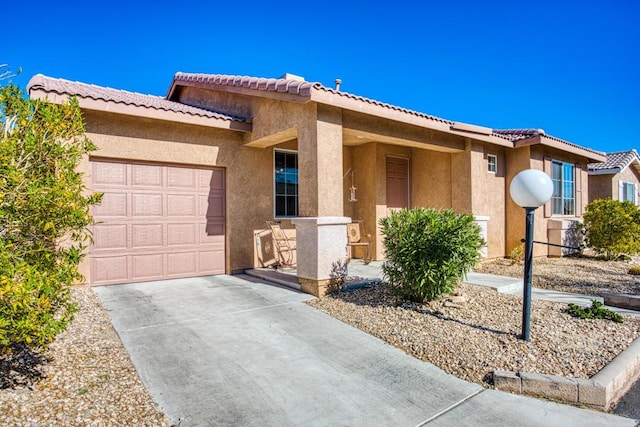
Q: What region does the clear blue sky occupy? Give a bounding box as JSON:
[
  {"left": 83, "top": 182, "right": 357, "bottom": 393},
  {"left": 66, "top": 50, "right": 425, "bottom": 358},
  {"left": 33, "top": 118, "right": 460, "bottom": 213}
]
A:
[{"left": 5, "top": 0, "right": 639, "bottom": 154}]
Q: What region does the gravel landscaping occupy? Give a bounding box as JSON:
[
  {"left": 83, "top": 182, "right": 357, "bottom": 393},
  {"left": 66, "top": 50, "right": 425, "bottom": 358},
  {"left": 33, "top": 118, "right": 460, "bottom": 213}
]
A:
[
  {"left": 1, "top": 255, "right": 638, "bottom": 424},
  {"left": 474, "top": 254, "right": 640, "bottom": 296},
  {"left": 0, "top": 287, "right": 170, "bottom": 427},
  {"left": 307, "top": 256, "right": 640, "bottom": 389}
]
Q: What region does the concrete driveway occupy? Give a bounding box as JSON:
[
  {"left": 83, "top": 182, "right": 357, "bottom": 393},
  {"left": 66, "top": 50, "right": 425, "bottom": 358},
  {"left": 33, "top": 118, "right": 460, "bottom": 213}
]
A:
[{"left": 94, "top": 275, "right": 635, "bottom": 427}]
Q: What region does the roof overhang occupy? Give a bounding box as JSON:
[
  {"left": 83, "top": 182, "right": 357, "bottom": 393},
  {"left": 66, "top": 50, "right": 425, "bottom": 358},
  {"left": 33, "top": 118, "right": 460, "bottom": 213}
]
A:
[
  {"left": 29, "top": 88, "right": 251, "bottom": 132},
  {"left": 513, "top": 135, "right": 606, "bottom": 162},
  {"left": 588, "top": 168, "right": 620, "bottom": 175}
]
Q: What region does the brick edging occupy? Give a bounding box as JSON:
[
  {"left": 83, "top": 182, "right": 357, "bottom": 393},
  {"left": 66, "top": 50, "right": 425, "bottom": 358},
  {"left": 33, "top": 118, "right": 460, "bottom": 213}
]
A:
[{"left": 493, "top": 337, "right": 640, "bottom": 411}]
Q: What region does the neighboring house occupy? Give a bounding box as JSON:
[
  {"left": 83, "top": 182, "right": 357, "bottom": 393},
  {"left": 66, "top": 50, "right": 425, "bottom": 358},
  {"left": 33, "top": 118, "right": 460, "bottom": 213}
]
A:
[
  {"left": 588, "top": 150, "right": 640, "bottom": 205},
  {"left": 27, "top": 72, "right": 605, "bottom": 296}
]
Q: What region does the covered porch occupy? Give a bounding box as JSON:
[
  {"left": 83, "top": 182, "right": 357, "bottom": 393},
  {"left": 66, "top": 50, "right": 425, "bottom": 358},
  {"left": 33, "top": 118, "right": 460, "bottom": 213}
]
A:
[{"left": 247, "top": 104, "right": 501, "bottom": 296}]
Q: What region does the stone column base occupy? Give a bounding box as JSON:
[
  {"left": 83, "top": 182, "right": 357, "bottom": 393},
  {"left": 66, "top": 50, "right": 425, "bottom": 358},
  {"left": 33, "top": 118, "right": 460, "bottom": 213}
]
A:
[
  {"left": 299, "top": 278, "right": 337, "bottom": 297},
  {"left": 292, "top": 216, "right": 351, "bottom": 297}
]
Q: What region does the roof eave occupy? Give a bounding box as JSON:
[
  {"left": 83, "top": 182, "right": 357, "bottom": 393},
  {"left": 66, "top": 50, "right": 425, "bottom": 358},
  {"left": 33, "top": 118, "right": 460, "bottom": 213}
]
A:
[
  {"left": 588, "top": 168, "right": 620, "bottom": 175},
  {"left": 167, "top": 77, "right": 313, "bottom": 104},
  {"left": 29, "top": 88, "right": 251, "bottom": 132},
  {"left": 514, "top": 135, "right": 606, "bottom": 162}
]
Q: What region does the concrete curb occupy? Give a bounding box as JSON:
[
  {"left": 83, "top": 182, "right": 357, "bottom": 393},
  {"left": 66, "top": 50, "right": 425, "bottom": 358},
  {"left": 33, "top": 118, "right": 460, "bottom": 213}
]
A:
[
  {"left": 494, "top": 337, "right": 640, "bottom": 411},
  {"left": 602, "top": 292, "right": 640, "bottom": 311}
]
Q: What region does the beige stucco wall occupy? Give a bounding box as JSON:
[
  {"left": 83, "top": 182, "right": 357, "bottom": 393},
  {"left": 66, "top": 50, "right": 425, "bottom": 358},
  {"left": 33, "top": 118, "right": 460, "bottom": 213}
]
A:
[
  {"left": 589, "top": 174, "right": 614, "bottom": 201},
  {"left": 411, "top": 149, "right": 452, "bottom": 209},
  {"left": 473, "top": 144, "right": 507, "bottom": 258},
  {"left": 80, "top": 110, "right": 273, "bottom": 279}
]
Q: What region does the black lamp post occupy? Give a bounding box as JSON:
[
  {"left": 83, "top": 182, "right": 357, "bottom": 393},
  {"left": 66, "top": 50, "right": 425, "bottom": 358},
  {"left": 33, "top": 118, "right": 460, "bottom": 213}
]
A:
[{"left": 509, "top": 170, "right": 553, "bottom": 341}]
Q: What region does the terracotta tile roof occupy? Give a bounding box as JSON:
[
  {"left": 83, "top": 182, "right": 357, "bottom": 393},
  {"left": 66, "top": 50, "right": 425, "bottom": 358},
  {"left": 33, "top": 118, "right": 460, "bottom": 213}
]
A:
[
  {"left": 27, "top": 74, "right": 247, "bottom": 122},
  {"left": 493, "top": 128, "right": 605, "bottom": 158},
  {"left": 493, "top": 129, "right": 546, "bottom": 140},
  {"left": 588, "top": 150, "right": 640, "bottom": 172},
  {"left": 170, "top": 72, "right": 453, "bottom": 125},
  {"left": 172, "top": 72, "right": 317, "bottom": 96}
]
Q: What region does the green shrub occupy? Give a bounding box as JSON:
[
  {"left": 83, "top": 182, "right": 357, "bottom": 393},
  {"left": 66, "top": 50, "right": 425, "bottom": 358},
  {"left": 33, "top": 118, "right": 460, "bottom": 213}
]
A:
[
  {"left": 566, "top": 300, "right": 623, "bottom": 323},
  {"left": 0, "top": 84, "right": 101, "bottom": 350},
  {"left": 583, "top": 199, "right": 640, "bottom": 260},
  {"left": 509, "top": 243, "right": 525, "bottom": 265},
  {"left": 628, "top": 266, "right": 640, "bottom": 275},
  {"left": 380, "top": 208, "right": 485, "bottom": 303}
]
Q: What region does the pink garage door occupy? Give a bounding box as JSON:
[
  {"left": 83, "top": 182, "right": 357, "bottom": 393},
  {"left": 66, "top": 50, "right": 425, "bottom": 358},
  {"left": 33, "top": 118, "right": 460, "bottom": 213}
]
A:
[{"left": 89, "top": 159, "right": 225, "bottom": 285}]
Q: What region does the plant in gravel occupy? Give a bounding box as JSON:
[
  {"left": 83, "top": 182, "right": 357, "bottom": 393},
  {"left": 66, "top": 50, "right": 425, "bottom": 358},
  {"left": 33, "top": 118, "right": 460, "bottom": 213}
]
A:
[
  {"left": 380, "top": 208, "right": 485, "bottom": 303},
  {"left": 567, "top": 300, "right": 623, "bottom": 323},
  {"left": 582, "top": 198, "right": 640, "bottom": 260},
  {"left": 509, "top": 243, "right": 525, "bottom": 265},
  {"left": 628, "top": 266, "right": 640, "bottom": 275},
  {"left": 0, "top": 80, "right": 102, "bottom": 352},
  {"left": 328, "top": 259, "right": 349, "bottom": 292}
]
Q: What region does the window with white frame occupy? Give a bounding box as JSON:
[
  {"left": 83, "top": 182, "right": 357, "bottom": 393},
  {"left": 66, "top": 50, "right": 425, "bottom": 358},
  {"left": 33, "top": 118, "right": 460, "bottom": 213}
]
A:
[
  {"left": 551, "top": 160, "right": 575, "bottom": 216},
  {"left": 620, "top": 181, "right": 637, "bottom": 204},
  {"left": 487, "top": 154, "right": 497, "bottom": 173},
  {"left": 274, "top": 150, "right": 298, "bottom": 217}
]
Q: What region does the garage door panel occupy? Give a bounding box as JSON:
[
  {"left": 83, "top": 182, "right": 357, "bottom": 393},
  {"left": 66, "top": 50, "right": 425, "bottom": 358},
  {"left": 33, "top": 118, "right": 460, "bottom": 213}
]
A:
[
  {"left": 90, "top": 159, "right": 226, "bottom": 285},
  {"left": 132, "top": 224, "right": 164, "bottom": 247},
  {"left": 205, "top": 195, "right": 225, "bottom": 217},
  {"left": 93, "top": 161, "right": 126, "bottom": 186},
  {"left": 207, "top": 169, "right": 224, "bottom": 190},
  {"left": 132, "top": 164, "right": 163, "bottom": 187},
  {"left": 167, "top": 252, "right": 197, "bottom": 276},
  {"left": 168, "top": 167, "right": 196, "bottom": 188},
  {"left": 92, "top": 256, "right": 128, "bottom": 283},
  {"left": 132, "top": 193, "right": 163, "bottom": 217},
  {"left": 167, "top": 223, "right": 196, "bottom": 246},
  {"left": 203, "top": 221, "right": 225, "bottom": 237},
  {"left": 93, "top": 224, "right": 128, "bottom": 249},
  {"left": 94, "top": 192, "right": 127, "bottom": 217},
  {"left": 132, "top": 254, "right": 164, "bottom": 280},
  {"left": 168, "top": 194, "right": 196, "bottom": 216},
  {"left": 200, "top": 250, "right": 224, "bottom": 274},
  {"left": 199, "top": 169, "right": 214, "bottom": 188}
]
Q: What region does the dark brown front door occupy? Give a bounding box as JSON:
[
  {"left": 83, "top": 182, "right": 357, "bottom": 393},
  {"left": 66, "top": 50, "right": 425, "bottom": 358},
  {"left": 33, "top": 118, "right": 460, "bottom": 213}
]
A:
[{"left": 386, "top": 157, "right": 409, "bottom": 209}]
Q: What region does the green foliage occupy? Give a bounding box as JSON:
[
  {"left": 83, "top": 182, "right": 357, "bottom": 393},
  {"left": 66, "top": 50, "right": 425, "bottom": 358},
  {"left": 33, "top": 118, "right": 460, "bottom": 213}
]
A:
[
  {"left": 583, "top": 199, "right": 640, "bottom": 260},
  {"left": 628, "top": 266, "right": 640, "bottom": 276},
  {"left": 567, "top": 300, "right": 623, "bottom": 323},
  {"left": 380, "top": 208, "right": 485, "bottom": 302},
  {"left": 509, "top": 243, "right": 525, "bottom": 265},
  {"left": 0, "top": 84, "right": 101, "bottom": 350}
]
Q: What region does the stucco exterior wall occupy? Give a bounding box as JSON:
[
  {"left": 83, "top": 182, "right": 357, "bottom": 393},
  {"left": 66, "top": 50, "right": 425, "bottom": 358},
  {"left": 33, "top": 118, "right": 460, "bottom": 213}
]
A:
[
  {"left": 178, "top": 86, "right": 254, "bottom": 120},
  {"left": 589, "top": 174, "right": 614, "bottom": 201},
  {"left": 505, "top": 146, "right": 533, "bottom": 256},
  {"left": 411, "top": 149, "right": 452, "bottom": 209},
  {"left": 474, "top": 144, "right": 507, "bottom": 258},
  {"left": 80, "top": 110, "right": 272, "bottom": 278}
]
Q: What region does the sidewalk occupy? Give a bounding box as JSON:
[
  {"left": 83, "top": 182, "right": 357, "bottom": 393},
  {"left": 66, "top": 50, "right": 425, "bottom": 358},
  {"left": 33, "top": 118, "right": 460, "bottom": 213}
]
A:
[{"left": 247, "top": 260, "right": 639, "bottom": 316}]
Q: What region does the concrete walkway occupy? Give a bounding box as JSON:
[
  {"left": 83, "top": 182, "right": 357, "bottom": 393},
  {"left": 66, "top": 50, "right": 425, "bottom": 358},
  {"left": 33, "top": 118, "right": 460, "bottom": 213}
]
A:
[
  {"left": 94, "top": 274, "right": 636, "bottom": 426},
  {"left": 248, "top": 261, "right": 639, "bottom": 316}
]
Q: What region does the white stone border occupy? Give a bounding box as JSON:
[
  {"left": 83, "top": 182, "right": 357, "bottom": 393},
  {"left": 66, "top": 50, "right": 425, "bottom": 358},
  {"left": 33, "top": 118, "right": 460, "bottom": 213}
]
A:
[{"left": 494, "top": 336, "right": 640, "bottom": 411}]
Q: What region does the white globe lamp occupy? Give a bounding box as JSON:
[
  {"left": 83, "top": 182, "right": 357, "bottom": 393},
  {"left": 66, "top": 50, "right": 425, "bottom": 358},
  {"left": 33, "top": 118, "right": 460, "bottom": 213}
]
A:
[{"left": 509, "top": 169, "right": 553, "bottom": 341}]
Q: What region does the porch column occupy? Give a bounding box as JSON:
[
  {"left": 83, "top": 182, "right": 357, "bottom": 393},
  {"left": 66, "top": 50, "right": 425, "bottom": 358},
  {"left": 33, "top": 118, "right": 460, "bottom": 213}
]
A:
[
  {"left": 292, "top": 216, "right": 351, "bottom": 296},
  {"left": 294, "top": 105, "right": 347, "bottom": 296}
]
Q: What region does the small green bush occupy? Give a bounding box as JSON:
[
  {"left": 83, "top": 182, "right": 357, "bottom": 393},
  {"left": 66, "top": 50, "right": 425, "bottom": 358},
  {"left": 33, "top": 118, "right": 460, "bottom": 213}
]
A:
[
  {"left": 509, "top": 243, "right": 525, "bottom": 265},
  {"left": 628, "top": 266, "right": 640, "bottom": 275},
  {"left": 583, "top": 199, "right": 640, "bottom": 260},
  {"left": 380, "top": 208, "right": 485, "bottom": 303},
  {"left": 567, "top": 300, "right": 623, "bottom": 323}
]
